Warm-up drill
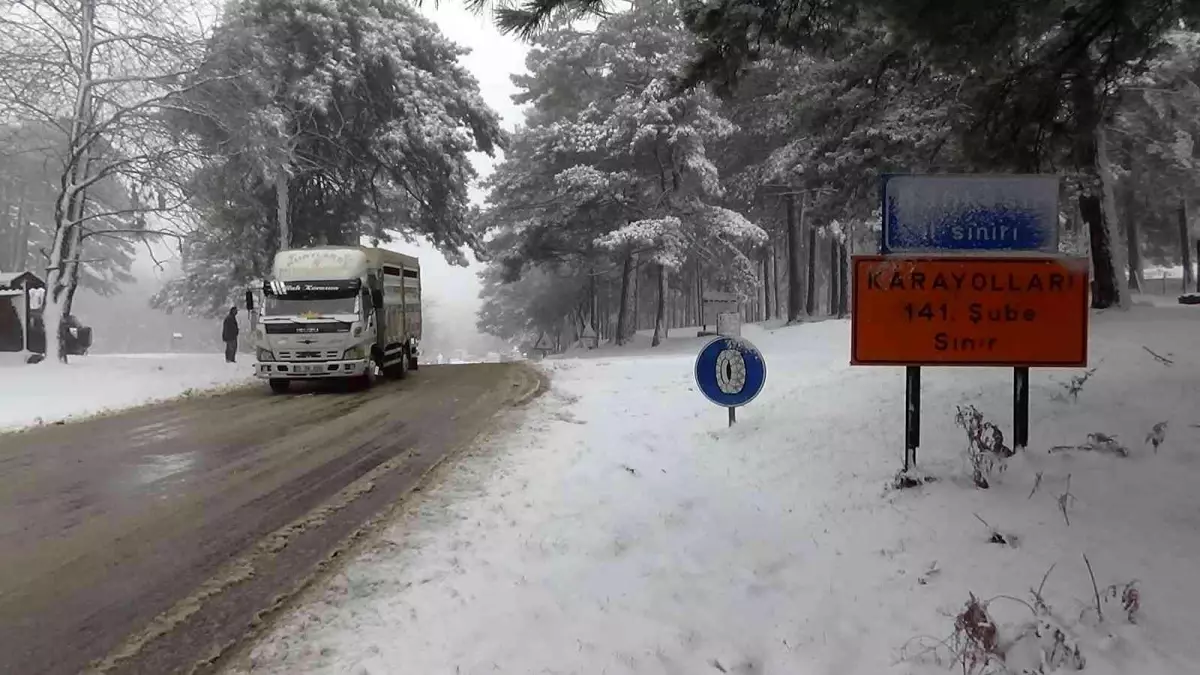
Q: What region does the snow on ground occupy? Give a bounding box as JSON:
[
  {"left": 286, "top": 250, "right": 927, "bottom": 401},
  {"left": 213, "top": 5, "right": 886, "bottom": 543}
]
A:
[
  {"left": 229, "top": 305, "right": 1200, "bottom": 675},
  {"left": 0, "top": 354, "right": 254, "bottom": 431}
]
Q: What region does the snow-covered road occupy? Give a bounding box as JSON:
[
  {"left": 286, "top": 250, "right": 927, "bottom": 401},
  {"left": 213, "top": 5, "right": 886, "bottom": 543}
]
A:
[
  {"left": 0, "top": 363, "right": 543, "bottom": 675},
  {"left": 229, "top": 305, "right": 1200, "bottom": 675}
]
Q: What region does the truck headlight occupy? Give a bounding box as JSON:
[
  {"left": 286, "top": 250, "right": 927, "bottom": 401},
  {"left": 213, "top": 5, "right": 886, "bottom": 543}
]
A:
[
  {"left": 257, "top": 348, "right": 275, "bottom": 361},
  {"left": 343, "top": 346, "right": 365, "bottom": 360}
]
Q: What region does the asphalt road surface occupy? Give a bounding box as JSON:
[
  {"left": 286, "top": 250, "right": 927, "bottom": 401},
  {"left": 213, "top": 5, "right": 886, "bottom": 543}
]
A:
[{"left": 0, "top": 362, "right": 543, "bottom": 675}]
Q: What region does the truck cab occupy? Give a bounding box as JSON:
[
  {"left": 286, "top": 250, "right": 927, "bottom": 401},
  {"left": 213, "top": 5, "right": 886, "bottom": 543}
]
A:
[{"left": 253, "top": 246, "right": 421, "bottom": 393}]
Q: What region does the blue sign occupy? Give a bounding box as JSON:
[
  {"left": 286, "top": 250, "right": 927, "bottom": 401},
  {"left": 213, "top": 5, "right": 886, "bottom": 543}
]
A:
[
  {"left": 694, "top": 336, "right": 766, "bottom": 408},
  {"left": 881, "top": 174, "right": 1060, "bottom": 254}
]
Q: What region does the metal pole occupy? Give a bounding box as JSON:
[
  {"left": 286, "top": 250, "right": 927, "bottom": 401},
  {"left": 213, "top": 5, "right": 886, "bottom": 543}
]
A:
[
  {"left": 1014, "top": 367, "right": 1030, "bottom": 450},
  {"left": 728, "top": 406, "right": 737, "bottom": 427},
  {"left": 905, "top": 366, "right": 921, "bottom": 470},
  {"left": 22, "top": 285, "right": 30, "bottom": 352}
]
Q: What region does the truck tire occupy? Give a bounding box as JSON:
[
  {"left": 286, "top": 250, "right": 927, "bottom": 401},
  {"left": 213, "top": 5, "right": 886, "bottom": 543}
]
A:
[{"left": 269, "top": 379, "right": 291, "bottom": 394}]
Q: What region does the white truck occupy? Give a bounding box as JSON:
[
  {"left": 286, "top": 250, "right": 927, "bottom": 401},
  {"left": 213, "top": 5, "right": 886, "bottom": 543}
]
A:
[{"left": 251, "top": 246, "right": 421, "bottom": 394}]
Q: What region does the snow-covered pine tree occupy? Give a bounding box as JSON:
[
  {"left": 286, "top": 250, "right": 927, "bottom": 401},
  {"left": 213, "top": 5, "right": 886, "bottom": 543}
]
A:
[
  {"left": 479, "top": 0, "right": 765, "bottom": 347},
  {"left": 154, "top": 0, "right": 505, "bottom": 316}
]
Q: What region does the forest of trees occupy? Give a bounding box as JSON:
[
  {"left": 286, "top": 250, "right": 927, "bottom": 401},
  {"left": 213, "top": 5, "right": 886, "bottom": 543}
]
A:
[
  {"left": 475, "top": 0, "right": 1200, "bottom": 352},
  {"left": 3, "top": 0, "right": 1200, "bottom": 361},
  {"left": 0, "top": 0, "right": 503, "bottom": 361}
]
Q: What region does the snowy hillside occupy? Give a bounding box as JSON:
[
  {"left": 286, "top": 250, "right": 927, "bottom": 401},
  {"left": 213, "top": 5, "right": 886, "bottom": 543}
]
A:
[{"left": 227, "top": 303, "right": 1200, "bottom": 675}]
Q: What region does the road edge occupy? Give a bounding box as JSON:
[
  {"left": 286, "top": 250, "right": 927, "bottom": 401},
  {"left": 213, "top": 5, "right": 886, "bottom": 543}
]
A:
[{"left": 202, "top": 362, "right": 550, "bottom": 674}]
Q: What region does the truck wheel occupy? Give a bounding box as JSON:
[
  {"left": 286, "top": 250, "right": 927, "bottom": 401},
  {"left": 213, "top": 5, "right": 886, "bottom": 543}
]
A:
[
  {"left": 269, "top": 379, "right": 290, "bottom": 394},
  {"left": 383, "top": 356, "right": 407, "bottom": 379}
]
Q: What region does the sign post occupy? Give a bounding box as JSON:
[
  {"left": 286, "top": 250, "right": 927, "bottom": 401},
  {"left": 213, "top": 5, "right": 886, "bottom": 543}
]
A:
[
  {"left": 1014, "top": 366, "right": 1030, "bottom": 449},
  {"left": 905, "top": 365, "right": 921, "bottom": 471},
  {"left": 694, "top": 336, "right": 766, "bottom": 427},
  {"left": 855, "top": 174, "right": 1089, "bottom": 470},
  {"left": 716, "top": 312, "right": 742, "bottom": 425}
]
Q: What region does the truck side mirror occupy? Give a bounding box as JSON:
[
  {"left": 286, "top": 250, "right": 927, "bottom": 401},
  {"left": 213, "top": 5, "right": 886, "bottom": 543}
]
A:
[
  {"left": 245, "top": 290, "right": 255, "bottom": 312},
  {"left": 371, "top": 289, "right": 383, "bottom": 309}
]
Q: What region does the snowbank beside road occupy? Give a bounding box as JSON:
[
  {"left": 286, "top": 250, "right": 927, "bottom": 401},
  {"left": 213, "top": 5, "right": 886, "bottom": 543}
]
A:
[
  {"left": 0, "top": 354, "right": 254, "bottom": 431},
  {"left": 229, "top": 305, "right": 1200, "bottom": 675}
]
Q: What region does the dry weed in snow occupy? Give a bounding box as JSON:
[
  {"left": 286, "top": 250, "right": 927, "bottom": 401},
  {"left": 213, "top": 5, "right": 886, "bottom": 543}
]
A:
[
  {"left": 1051, "top": 367, "right": 1097, "bottom": 403},
  {"left": 954, "top": 404, "right": 1014, "bottom": 488},
  {"left": 904, "top": 559, "right": 1150, "bottom": 675}
]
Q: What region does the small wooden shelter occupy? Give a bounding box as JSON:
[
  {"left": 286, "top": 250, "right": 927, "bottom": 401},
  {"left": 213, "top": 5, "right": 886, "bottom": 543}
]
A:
[{"left": 0, "top": 271, "right": 46, "bottom": 353}]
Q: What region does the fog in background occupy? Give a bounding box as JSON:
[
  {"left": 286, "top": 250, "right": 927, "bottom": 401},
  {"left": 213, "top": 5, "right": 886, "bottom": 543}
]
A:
[{"left": 73, "top": 4, "right": 529, "bottom": 359}]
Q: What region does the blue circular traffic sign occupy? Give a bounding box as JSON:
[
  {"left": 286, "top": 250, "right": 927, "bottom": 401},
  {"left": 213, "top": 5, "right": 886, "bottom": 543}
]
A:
[{"left": 694, "top": 336, "right": 767, "bottom": 408}]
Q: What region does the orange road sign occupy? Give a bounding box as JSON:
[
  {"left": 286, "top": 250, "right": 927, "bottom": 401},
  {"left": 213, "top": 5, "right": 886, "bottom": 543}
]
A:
[{"left": 851, "top": 256, "right": 1090, "bottom": 367}]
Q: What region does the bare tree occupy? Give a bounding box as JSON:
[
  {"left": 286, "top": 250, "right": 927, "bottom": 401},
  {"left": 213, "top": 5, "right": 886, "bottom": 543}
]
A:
[{"left": 0, "top": 0, "right": 217, "bottom": 362}]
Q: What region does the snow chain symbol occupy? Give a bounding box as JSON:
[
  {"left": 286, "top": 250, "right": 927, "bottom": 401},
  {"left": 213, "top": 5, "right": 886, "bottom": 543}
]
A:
[{"left": 715, "top": 344, "right": 747, "bottom": 395}]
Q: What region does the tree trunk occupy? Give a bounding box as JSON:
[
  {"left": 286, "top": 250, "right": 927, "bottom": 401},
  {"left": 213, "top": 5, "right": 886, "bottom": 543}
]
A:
[
  {"left": 0, "top": 182, "right": 10, "bottom": 271},
  {"left": 773, "top": 235, "right": 782, "bottom": 318},
  {"left": 1080, "top": 194, "right": 1117, "bottom": 308},
  {"left": 828, "top": 234, "right": 839, "bottom": 316},
  {"left": 651, "top": 263, "right": 667, "bottom": 347},
  {"left": 1072, "top": 72, "right": 1125, "bottom": 310},
  {"left": 276, "top": 171, "right": 290, "bottom": 251},
  {"left": 1122, "top": 138, "right": 1142, "bottom": 292},
  {"left": 11, "top": 208, "right": 30, "bottom": 271},
  {"left": 604, "top": 277, "right": 613, "bottom": 340},
  {"left": 62, "top": 188, "right": 89, "bottom": 319},
  {"left": 5, "top": 190, "right": 28, "bottom": 271},
  {"left": 43, "top": 0, "right": 96, "bottom": 364},
  {"left": 837, "top": 240, "right": 849, "bottom": 318},
  {"left": 614, "top": 251, "right": 633, "bottom": 345},
  {"left": 1097, "top": 126, "right": 1130, "bottom": 308},
  {"left": 785, "top": 193, "right": 803, "bottom": 323},
  {"left": 633, "top": 258, "right": 641, "bottom": 332},
  {"left": 62, "top": 142, "right": 99, "bottom": 324},
  {"left": 805, "top": 221, "right": 818, "bottom": 316},
  {"left": 1179, "top": 200, "right": 1193, "bottom": 292},
  {"left": 1124, "top": 212, "right": 1142, "bottom": 293},
  {"left": 587, "top": 266, "right": 599, "bottom": 348},
  {"left": 762, "top": 242, "right": 772, "bottom": 320}
]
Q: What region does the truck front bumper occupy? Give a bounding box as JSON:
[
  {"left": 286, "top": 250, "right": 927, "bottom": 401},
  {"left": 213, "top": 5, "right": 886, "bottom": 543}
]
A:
[{"left": 255, "top": 359, "right": 369, "bottom": 379}]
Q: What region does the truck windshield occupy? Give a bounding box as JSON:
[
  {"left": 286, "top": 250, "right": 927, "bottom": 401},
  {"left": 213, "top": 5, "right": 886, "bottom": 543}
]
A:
[{"left": 263, "top": 295, "right": 358, "bottom": 317}]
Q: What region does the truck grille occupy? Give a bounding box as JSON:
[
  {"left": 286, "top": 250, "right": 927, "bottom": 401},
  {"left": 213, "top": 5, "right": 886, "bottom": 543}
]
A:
[{"left": 276, "top": 350, "right": 341, "bottom": 360}]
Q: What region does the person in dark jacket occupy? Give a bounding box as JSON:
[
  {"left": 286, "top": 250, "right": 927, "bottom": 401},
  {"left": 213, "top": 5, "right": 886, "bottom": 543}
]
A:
[{"left": 222, "top": 306, "right": 239, "bottom": 363}]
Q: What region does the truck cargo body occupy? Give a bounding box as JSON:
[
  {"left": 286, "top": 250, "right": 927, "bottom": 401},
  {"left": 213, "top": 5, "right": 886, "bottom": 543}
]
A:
[{"left": 253, "top": 246, "right": 421, "bottom": 393}]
